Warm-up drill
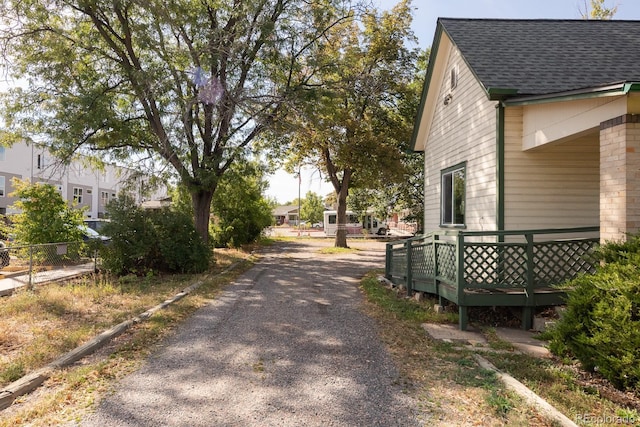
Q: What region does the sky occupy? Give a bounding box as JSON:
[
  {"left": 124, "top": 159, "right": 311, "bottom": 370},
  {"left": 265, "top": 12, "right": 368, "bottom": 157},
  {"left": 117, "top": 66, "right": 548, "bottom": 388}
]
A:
[{"left": 264, "top": 0, "right": 640, "bottom": 204}]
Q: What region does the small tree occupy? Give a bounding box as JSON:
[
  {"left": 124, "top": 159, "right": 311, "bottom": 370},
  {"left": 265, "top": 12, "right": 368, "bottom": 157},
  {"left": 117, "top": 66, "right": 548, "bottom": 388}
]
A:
[
  {"left": 300, "top": 191, "right": 325, "bottom": 225},
  {"left": 10, "top": 178, "right": 84, "bottom": 244},
  {"left": 211, "top": 161, "right": 273, "bottom": 248}
]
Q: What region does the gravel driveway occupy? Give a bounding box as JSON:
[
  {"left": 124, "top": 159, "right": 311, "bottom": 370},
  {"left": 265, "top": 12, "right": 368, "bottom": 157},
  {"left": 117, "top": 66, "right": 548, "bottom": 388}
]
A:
[{"left": 76, "top": 239, "right": 422, "bottom": 426}]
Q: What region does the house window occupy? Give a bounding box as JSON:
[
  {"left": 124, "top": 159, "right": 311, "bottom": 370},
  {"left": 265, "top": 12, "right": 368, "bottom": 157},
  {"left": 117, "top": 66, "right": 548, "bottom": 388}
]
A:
[
  {"left": 441, "top": 163, "right": 465, "bottom": 226},
  {"left": 0, "top": 176, "right": 4, "bottom": 197},
  {"left": 73, "top": 187, "right": 83, "bottom": 204},
  {"left": 37, "top": 153, "right": 44, "bottom": 169},
  {"left": 0, "top": 147, "right": 5, "bottom": 161},
  {"left": 101, "top": 191, "right": 109, "bottom": 206}
]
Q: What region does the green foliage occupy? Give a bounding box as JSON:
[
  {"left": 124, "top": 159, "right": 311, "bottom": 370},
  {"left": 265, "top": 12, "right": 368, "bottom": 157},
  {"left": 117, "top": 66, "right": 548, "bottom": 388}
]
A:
[
  {"left": 10, "top": 178, "right": 84, "bottom": 244},
  {"left": 210, "top": 161, "right": 273, "bottom": 248},
  {"left": 100, "top": 195, "right": 209, "bottom": 275},
  {"left": 300, "top": 191, "right": 325, "bottom": 224},
  {"left": 0, "top": 0, "right": 357, "bottom": 244},
  {"left": 580, "top": 0, "right": 618, "bottom": 19},
  {"left": 548, "top": 236, "right": 640, "bottom": 392},
  {"left": 150, "top": 209, "right": 210, "bottom": 273},
  {"left": 268, "top": 0, "right": 419, "bottom": 247}
]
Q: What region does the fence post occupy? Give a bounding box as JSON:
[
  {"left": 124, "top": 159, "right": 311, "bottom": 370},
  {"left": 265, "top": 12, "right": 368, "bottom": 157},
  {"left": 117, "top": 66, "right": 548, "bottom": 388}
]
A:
[
  {"left": 405, "top": 239, "right": 413, "bottom": 296},
  {"left": 28, "top": 244, "right": 34, "bottom": 290}
]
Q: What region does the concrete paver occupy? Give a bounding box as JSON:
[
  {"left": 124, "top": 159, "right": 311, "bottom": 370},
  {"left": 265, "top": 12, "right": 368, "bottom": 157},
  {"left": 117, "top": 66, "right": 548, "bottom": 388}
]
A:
[{"left": 422, "top": 322, "right": 551, "bottom": 358}]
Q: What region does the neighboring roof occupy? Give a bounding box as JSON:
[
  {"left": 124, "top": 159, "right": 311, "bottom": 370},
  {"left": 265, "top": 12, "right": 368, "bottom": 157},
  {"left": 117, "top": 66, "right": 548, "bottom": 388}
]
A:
[
  {"left": 438, "top": 18, "right": 640, "bottom": 98},
  {"left": 141, "top": 199, "right": 172, "bottom": 210},
  {"left": 272, "top": 205, "right": 298, "bottom": 216}
]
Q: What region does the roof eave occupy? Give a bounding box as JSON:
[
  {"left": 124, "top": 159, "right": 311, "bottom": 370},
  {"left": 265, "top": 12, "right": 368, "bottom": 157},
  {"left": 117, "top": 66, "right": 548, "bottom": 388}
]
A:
[{"left": 502, "top": 82, "right": 640, "bottom": 106}]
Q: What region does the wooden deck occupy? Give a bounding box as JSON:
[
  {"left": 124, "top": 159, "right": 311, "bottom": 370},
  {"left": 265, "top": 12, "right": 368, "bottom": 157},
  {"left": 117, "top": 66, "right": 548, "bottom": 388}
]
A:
[{"left": 385, "top": 227, "right": 599, "bottom": 330}]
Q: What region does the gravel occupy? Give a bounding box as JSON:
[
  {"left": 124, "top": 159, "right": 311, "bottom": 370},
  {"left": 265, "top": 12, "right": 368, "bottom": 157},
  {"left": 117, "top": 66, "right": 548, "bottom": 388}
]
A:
[{"left": 75, "top": 239, "right": 422, "bottom": 426}]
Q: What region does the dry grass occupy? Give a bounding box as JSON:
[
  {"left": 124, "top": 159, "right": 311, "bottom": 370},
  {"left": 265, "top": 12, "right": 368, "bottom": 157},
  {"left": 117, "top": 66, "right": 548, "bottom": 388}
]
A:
[
  {"left": 0, "top": 247, "right": 255, "bottom": 426},
  {"left": 4, "top": 241, "right": 637, "bottom": 427},
  {"left": 359, "top": 272, "right": 640, "bottom": 427}
]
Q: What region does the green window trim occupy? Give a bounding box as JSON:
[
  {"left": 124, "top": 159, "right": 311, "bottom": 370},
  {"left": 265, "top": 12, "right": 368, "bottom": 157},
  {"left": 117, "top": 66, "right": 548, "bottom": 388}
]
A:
[{"left": 440, "top": 162, "right": 466, "bottom": 228}]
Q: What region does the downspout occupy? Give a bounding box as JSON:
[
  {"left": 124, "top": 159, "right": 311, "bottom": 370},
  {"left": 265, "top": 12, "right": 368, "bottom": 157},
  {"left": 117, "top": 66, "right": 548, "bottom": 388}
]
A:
[{"left": 496, "top": 103, "right": 505, "bottom": 238}]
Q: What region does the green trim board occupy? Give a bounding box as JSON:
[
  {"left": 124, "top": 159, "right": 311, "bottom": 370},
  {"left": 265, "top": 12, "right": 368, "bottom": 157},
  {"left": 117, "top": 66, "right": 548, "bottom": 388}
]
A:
[{"left": 496, "top": 104, "right": 505, "bottom": 234}]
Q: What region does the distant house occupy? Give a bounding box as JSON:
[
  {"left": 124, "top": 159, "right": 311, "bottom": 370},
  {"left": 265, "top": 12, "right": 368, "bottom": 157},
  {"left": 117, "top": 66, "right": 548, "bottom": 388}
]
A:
[
  {"left": 412, "top": 18, "right": 640, "bottom": 242},
  {"left": 0, "top": 141, "right": 168, "bottom": 218},
  {"left": 272, "top": 205, "right": 299, "bottom": 226}
]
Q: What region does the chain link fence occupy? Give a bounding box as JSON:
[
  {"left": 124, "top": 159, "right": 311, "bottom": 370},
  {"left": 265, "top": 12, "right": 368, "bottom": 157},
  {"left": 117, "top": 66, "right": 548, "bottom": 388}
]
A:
[{"left": 0, "top": 241, "right": 100, "bottom": 293}]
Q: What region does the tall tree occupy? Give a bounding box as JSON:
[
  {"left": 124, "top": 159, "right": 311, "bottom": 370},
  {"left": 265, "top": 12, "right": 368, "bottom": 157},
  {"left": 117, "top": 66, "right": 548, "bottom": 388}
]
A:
[
  {"left": 370, "top": 48, "right": 428, "bottom": 234},
  {"left": 277, "top": 0, "right": 418, "bottom": 247},
  {"left": 0, "top": 0, "right": 355, "bottom": 244}
]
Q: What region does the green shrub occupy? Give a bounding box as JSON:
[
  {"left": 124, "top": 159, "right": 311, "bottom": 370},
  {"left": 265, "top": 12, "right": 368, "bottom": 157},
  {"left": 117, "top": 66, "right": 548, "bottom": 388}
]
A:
[
  {"left": 149, "top": 209, "right": 210, "bottom": 273},
  {"left": 100, "top": 195, "right": 209, "bottom": 275},
  {"left": 10, "top": 178, "right": 84, "bottom": 244},
  {"left": 549, "top": 238, "right": 640, "bottom": 392}
]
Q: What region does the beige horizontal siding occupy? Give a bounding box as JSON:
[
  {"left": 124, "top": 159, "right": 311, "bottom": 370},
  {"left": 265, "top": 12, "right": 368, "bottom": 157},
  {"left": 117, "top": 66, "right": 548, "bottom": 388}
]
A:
[
  {"left": 504, "top": 106, "right": 599, "bottom": 230},
  {"left": 424, "top": 45, "right": 497, "bottom": 231}
]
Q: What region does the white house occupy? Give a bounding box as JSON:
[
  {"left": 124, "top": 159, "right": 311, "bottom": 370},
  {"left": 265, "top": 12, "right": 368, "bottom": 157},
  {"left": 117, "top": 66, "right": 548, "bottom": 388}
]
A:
[
  {"left": 0, "top": 141, "right": 168, "bottom": 218},
  {"left": 413, "top": 18, "right": 640, "bottom": 243}
]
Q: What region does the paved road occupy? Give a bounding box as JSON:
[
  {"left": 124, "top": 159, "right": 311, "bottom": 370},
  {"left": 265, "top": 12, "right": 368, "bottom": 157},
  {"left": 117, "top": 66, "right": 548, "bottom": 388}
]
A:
[{"left": 75, "top": 239, "right": 422, "bottom": 426}]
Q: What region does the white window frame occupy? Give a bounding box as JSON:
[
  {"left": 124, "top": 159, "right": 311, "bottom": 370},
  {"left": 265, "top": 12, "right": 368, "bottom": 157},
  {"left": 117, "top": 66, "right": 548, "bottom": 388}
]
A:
[
  {"left": 441, "top": 163, "right": 466, "bottom": 227},
  {"left": 73, "top": 187, "right": 83, "bottom": 204},
  {"left": 0, "top": 176, "right": 5, "bottom": 197}
]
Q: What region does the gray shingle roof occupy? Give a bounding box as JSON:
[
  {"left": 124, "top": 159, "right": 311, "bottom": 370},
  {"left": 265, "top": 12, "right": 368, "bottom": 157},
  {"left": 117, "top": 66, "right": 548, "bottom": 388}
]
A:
[{"left": 439, "top": 18, "right": 640, "bottom": 97}]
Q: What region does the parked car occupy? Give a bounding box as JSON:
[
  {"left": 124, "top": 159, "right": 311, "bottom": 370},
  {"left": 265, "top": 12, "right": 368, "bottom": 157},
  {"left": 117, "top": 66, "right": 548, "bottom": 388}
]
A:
[
  {"left": 312, "top": 222, "right": 323, "bottom": 228},
  {"left": 78, "top": 225, "right": 111, "bottom": 245},
  {"left": 83, "top": 218, "right": 111, "bottom": 234}
]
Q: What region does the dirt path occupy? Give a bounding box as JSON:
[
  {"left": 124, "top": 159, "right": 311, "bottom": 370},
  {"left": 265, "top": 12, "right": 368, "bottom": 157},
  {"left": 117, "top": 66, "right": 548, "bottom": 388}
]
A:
[{"left": 75, "top": 240, "right": 423, "bottom": 426}]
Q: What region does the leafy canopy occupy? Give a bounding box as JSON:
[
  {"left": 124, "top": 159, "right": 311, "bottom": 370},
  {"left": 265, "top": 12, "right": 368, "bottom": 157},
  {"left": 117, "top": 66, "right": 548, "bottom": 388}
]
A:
[
  {"left": 0, "top": 0, "right": 358, "bottom": 243},
  {"left": 271, "top": 0, "right": 418, "bottom": 246}
]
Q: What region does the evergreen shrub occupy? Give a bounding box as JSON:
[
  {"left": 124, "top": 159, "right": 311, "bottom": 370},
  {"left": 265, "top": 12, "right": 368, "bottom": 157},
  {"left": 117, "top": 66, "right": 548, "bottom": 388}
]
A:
[{"left": 549, "top": 235, "right": 640, "bottom": 392}]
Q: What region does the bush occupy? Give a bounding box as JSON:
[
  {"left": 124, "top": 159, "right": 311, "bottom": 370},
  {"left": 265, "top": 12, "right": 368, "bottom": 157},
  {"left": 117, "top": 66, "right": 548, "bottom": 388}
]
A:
[
  {"left": 210, "top": 161, "right": 273, "bottom": 248},
  {"left": 101, "top": 195, "right": 210, "bottom": 275},
  {"left": 10, "top": 179, "right": 84, "bottom": 244},
  {"left": 149, "top": 209, "right": 210, "bottom": 273},
  {"left": 549, "top": 236, "right": 640, "bottom": 392}
]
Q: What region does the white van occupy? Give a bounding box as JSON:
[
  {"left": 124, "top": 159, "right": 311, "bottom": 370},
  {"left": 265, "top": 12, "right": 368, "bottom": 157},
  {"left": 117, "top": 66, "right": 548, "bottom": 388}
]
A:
[{"left": 323, "top": 210, "right": 388, "bottom": 236}]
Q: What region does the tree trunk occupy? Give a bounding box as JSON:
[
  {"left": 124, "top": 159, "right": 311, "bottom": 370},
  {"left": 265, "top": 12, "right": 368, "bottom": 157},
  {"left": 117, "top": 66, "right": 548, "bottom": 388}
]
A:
[
  {"left": 191, "top": 189, "right": 215, "bottom": 246},
  {"left": 334, "top": 183, "right": 349, "bottom": 248}
]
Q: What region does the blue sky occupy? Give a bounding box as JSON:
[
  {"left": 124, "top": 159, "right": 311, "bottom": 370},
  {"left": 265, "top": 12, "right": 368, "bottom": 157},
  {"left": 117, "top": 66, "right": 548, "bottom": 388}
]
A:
[
  {"left": 267, "top": 0, "right": 640, "bottom": 203},
  {"left": 377, "top": 0, "right": 640, "bottom": 49}
]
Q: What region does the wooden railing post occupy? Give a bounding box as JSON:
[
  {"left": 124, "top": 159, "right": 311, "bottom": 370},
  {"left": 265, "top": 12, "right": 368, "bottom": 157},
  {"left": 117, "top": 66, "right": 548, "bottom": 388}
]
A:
[
  {"left": 523, "top": 233, "right": 535, "bottom": 330},
  {"left": 405, "top": 239, "right": 413, "bottom": 296},
  {"left": 456, "top": 232, "right": 468, "bottom": 330},
  {"left": 384, "top": 243, "right": 392, "bottom": 280}
]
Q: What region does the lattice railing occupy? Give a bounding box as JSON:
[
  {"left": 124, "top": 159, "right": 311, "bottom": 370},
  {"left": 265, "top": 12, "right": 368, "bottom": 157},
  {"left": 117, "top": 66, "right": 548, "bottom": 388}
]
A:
[
  {"left": 533, "top": 239, "right": 599, "bottom": 286},
  {"left": 463, "top": 243, "right": 527, "bottom": 288},
  {"left": 385, "top": 227, "right": 599, "bottom": 294}
]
